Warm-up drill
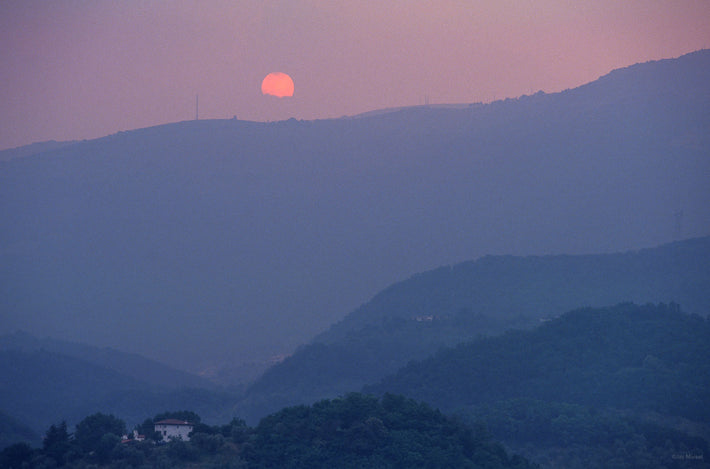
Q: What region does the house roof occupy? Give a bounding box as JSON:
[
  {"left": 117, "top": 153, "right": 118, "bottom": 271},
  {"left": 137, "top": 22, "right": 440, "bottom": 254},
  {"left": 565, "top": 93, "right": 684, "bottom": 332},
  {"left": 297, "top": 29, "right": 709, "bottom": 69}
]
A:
[{"left": 154, "top": 419, "right": 193, "bottom": 426}]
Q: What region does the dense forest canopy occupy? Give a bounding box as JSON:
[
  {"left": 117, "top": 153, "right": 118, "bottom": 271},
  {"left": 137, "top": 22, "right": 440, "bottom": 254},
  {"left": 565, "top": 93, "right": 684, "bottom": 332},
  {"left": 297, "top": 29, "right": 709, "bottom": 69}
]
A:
[
  {"left": 366, "top": 303, "right": 710, "bottom": 468},
  {"left": 367, "top": 303, "right": 710, "bottom": 417},
  {"left": 1, "top": 396, "right": 537, "bottom": 468}
]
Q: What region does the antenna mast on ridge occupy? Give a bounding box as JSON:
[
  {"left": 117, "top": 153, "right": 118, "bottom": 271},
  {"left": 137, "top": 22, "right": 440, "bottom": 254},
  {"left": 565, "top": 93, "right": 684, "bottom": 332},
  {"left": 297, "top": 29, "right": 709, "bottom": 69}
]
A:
[{"left": 195, "top": 94, "right": 199, "bottom": 121}]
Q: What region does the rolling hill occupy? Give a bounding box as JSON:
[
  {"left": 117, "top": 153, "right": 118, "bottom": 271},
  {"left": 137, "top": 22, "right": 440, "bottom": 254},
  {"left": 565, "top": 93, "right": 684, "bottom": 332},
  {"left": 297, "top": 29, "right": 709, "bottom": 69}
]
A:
[
  {"left": 0, "top": 331, "right": 214, "bottom": 390},
  {"left": 365, "top": 303, "right": 710, "bottom": 468},
  {"left": 1, "top": 49, "right": 709, "bottom": 377},
  {"left": 235, "top": 236, "right": 710, "bottom": 422},
  {"left": 0, "top": 334, "right": 235, "bottom": 441},
  {"left": 367, "top": 303, "right": 710, "bottom": 418}
]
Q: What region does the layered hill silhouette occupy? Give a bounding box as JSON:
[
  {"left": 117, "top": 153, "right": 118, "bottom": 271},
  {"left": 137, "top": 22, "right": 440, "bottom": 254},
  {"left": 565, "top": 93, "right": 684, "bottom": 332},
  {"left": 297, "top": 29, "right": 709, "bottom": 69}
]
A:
[
  {"left": 367, "top": 303, "right": 710, "bottom": 418},
  {"left": 365, "top": 303, "right": 710, "bottom": 467},
  {"left": 1, "top": 50, "right": 709, "bottom": 376},
  {"left": 0, "top": 333, "right": 232, "bottom": 438},
  {"left": 0, "top": 331, "right": 213, "bottom": 390},
  {"left": 236, "top": 236, "right": 710, "bottom": 421}
]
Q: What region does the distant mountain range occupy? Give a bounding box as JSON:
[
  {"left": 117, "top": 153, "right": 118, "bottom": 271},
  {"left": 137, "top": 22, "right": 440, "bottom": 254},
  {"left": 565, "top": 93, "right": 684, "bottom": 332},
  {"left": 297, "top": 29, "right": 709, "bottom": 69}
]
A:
[
  {"left": 0, "top": 332, "right": 233, "bottom": 438},
  {"left": 0, "top": 331, "right": 213, "bottom": 390},
  {"left": 1, "top": 49, "right": 709, "bottom": 376},
  {"left": 235, "top": 236, "right": 710, "bottom": 422},
  {"left": 2, "top": 237, "right": 708, "bottom": 455}
]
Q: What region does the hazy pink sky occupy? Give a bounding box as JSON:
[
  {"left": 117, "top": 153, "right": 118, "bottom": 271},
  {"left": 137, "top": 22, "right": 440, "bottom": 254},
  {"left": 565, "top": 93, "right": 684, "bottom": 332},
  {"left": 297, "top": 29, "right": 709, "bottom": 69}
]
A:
[{"left": 1, "top": 0, "right": 708, "bottom": 150}]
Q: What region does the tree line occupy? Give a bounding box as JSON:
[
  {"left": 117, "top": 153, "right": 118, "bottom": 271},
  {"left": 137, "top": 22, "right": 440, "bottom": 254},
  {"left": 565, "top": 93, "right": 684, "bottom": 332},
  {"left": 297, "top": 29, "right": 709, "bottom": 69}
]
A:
[{"left": 1, "top": 394, "right": 536, "bottom": 468}]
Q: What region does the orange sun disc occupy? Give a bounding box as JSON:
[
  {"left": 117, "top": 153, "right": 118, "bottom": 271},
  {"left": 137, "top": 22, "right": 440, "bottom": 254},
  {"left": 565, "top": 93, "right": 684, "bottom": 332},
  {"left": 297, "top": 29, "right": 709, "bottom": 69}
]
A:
[{"left": 261, "top": 72, "right": 294, "bottom": 98}]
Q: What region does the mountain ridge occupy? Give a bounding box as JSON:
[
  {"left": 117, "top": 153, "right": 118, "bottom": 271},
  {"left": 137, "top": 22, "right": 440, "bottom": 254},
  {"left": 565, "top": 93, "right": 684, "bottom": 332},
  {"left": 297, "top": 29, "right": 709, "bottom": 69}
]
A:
[
  {"left": 0, "top": 347, "right": 236, "bottom": 438},
  {"left": 5, "top": 49, "right": 708, "bottom": 162},
  {"left": 235, "top": 236, "right": 710, "bottom": 422},
  {"left": 1, "top": 49, "right": 709, "bottom": 375},
  {"left": 318, "top": 235, "right": 710, "bottom": 343},
  {"left": 366, "top": 302, "right": 710, "bottom": 418},
  {"left": 0, "top": 331, "right": 214, "bottom": 389}
]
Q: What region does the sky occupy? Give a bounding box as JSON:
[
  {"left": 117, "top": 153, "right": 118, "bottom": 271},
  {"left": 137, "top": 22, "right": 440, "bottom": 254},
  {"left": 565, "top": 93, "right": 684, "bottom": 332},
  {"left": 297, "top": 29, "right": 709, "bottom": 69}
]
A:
[{"left": 1, "top": 0, "right": 709, "bottom": 151}]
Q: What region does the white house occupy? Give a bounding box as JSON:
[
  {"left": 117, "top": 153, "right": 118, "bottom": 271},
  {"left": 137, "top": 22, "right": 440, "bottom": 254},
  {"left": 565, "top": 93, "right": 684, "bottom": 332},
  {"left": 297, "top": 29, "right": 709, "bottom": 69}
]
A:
[
  {"left": 121, "top": 430, "right": 146, "bottom": 443},
  {"left": 154, "top": 419, "right": 194, "bottom": 441}
]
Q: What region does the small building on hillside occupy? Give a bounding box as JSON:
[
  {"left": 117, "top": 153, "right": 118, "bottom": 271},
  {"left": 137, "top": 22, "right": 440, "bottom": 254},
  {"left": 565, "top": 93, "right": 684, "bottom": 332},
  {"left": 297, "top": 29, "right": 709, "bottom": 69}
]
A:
[
  {"left": 121, "top": 430, "right": 146, "bottom": 444},
  {"left": 154, "top": 419, "right": 194, "bottom": 441}
]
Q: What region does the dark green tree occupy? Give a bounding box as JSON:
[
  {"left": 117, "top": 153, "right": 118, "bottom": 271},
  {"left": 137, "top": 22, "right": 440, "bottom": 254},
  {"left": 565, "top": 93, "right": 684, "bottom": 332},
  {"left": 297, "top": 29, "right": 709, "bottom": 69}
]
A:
[
  {"left": 136, "top": 418, "right": 161, "bottom": 441},
  {"left": 42, "top": 421, "right": 72, "bottom": 466},
  {"left": 0, "top": 442, "right": 35, "bottom": 469},
  {"left": 247, "top": 392, "right": 536, "bottom": 468},
  {"left": 95, "top": 433, "right": 121, "bottom": 464},
  {"left": 74, "top": 412, "right": 126, "bottom": 454},
  {"left": 166, "top": 438, "right": 199, "bottom": 462},
  {"left": 223, "top": 417, "right": 250, "bottom": 444}
]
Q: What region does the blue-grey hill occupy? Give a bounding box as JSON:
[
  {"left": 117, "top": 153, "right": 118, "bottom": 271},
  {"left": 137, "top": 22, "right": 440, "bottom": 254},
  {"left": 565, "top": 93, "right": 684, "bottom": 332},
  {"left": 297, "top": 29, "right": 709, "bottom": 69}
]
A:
[
  {"left": 237, "top": 236, "right": 710, "bottom": 422},
  {"left": 1, "top": 49, "right": 708, "bottom": 377}
]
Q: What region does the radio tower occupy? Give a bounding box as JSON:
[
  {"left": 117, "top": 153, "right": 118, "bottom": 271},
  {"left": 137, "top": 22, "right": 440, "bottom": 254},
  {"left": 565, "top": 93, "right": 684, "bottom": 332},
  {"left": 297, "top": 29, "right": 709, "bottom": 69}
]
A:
[{"left": 195, "top": 94, "right": 199, "bottom": 121}]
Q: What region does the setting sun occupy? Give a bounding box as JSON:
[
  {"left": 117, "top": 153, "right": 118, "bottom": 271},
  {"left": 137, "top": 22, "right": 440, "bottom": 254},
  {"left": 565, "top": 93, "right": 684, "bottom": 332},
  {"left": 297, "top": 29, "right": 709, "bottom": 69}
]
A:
[{"left": 261, "top": 72, "right": 294, "bottom": 98}]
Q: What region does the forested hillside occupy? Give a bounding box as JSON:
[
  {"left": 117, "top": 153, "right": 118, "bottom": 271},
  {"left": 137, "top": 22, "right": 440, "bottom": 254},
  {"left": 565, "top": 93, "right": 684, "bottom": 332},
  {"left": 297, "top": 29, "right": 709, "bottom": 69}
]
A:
[
  {"left": 366, "top": 303, "right": 710, "bottom": 467},
  {"left": 368, "top": 303, "right": 710, "bottom": 416},
  {"left": 5, "top": 304, "right": 706, "bottom": 467},
  {"left": 2, "top": 51, "right": 708, "bottom": 377},
  {"left": 246, "top": 393, "right": 536, "bottom": 469},
  {"left": 237, "top": 237, "right": 710, "bottom": 422},
  {"left": 2, "top": 394, "right": 537, "bottom": 469}
]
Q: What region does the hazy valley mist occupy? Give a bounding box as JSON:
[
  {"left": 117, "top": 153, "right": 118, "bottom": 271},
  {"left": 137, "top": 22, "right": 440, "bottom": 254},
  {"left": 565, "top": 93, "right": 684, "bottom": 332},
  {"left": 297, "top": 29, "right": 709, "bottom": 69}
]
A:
[
  {"left": 1, "top": 51, "right": 709, "bottom": 378},
  {"left": 1, "top": 46, "right": 710, "bottom": 468}
]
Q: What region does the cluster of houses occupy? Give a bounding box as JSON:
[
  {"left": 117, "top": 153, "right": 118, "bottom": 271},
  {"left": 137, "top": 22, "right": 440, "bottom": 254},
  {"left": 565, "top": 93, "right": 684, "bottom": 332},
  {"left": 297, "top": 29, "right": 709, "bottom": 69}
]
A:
[{"left": 122, "top": 419, "right": 194, "bottom": 443}]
